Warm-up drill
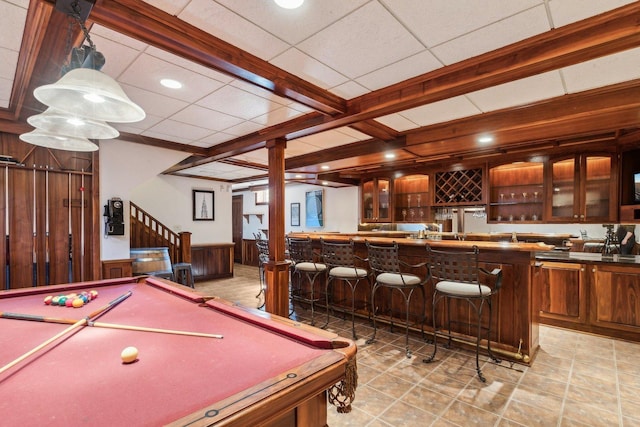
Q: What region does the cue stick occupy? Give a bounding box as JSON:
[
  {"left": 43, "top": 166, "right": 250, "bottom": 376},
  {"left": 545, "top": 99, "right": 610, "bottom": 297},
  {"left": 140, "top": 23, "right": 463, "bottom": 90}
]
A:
[
  {"left": 0, "top": 312, "right": 223, "bottom": 339},
  {"left": 45, "top": 167, "right": 50, "bottom": 286},
  {"left": 68, "top": 172, "right": 72, "bottom": 283},
  {"left": 80, "top": 169, "right": 84, "bottom": 282},
  {"left": 4, "top": 165, "right": 9, "bottom": 290},
  {"left": 32, "top": 166, "right": 37, "bottom": 287},
  {"left": 0, "top": 291, "right": 132, "bottom": 376}
]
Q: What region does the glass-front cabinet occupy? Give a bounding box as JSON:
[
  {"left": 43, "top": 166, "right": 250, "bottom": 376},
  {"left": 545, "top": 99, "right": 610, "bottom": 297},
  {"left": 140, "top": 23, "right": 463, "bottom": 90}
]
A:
[
  {"left": 546, "top": 154, "right": 616, "bottom": 222},
  {"left": 361, "top": 178, "right": 391, "bottom": 222},
  {"left": 489, "top": 162, "right": 544, "bottom": 223},
  {"left": 394, "top": 174, "right": 429, "bottom": 222}
]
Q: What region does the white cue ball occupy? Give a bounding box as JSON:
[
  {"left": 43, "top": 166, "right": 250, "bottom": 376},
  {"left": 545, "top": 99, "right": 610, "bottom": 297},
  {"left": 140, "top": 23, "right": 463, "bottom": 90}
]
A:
[{"left": 121, "top": 346, "right": 139, "bottom": 364}]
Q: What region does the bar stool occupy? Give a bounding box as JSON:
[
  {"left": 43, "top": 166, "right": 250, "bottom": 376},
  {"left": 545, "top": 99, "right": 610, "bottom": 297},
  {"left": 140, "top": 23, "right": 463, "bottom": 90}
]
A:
[
  {"left": 287, "top": 236, "right": 326, "bottom": 325},
  {"left": 366, "top": 241, "right": 428, "bottom": 357},
  {"left": 423, "top": 244, "right": 502, "bottom": 382},
  {"left": 321, "top": 239, "right": 370, "bottom": 339},
  {"left": 172, "top": 262, "right": 194, "bottom": 288}
]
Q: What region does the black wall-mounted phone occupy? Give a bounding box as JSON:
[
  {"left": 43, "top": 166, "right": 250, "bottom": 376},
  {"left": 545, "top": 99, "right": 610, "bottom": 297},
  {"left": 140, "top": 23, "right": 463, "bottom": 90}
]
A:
[{"left": 103, "top": 198, "right": 124, "bottom": 236}]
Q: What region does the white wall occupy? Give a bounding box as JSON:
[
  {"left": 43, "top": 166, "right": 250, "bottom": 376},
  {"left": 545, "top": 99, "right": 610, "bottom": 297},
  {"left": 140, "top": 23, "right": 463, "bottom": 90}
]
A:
[
  {"left": 99, "top": 139, "right": 232, "bottom": 260},
  {"left": 237, "top": 183, "right": 360, "bottom": 238}
]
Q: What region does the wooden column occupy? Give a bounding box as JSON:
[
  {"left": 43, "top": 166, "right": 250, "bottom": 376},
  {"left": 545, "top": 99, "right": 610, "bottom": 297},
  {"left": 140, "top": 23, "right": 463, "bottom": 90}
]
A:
[
  {"left": 264, "top": 137, "right": 289, "bottom": 317},
  {"left": 178, "top": 231, "right": 192, "bottom": 263}
]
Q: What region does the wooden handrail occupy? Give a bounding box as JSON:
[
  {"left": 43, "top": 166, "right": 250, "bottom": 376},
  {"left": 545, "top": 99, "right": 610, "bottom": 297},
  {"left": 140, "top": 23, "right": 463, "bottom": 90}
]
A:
[{"left": 129, "top": 202, "right": 191, "bottom": 264}]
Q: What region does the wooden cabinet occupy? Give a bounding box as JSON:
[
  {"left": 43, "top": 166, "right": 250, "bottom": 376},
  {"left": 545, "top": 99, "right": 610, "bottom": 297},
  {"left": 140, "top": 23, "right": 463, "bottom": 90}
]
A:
[
  {"left": 488, "top": 162, "right": 543, "bottom": 223},
  {"left": 393, "top": 174, "right": 429, "bottom": 222},
  {"left": 361, "top": 178, "right": 391, "bottom": 222},
  {"left": 191, "top": 243, "right": 234, "bottom": 281},
  {"left": 532, "top": 261, "right": 586, "bottom": 324},
  {"left": 590, "top": 263, "right": 640, "bottom": 332},
  {"left": 546, "top": 154, "right": 617, "bottom": 223}
]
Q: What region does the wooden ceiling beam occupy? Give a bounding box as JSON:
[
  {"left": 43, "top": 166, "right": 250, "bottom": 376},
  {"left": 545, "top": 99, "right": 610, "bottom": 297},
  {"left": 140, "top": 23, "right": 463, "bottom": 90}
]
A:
[{"left": 89, "top": 0, "right": 346, "bottom": 115}]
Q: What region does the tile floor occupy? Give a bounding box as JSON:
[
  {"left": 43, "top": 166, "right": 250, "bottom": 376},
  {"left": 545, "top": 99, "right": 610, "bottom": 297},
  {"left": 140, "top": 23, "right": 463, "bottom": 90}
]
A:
[{"left": 198, "top": 265, "right": 640, "bottom": 427}]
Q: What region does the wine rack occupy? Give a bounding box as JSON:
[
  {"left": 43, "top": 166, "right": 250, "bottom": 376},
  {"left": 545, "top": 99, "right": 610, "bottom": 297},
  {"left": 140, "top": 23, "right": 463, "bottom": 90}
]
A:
[{"left": 434, "top": 168, "right": 483, "bottom": 204}]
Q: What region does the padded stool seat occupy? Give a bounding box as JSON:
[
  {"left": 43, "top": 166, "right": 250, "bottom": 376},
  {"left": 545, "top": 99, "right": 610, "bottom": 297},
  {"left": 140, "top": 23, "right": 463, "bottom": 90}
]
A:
[
  {"left": 288, "top": 237, "right": 327, "bottom": 325},
  {"left": 172, "top": 262, "right": 194, "bottom": 288}
]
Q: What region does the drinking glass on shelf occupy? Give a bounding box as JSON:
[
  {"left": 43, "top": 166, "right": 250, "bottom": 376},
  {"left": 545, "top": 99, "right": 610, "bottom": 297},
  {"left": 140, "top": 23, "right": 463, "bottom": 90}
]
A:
[
  {"left": 407, "top": 194, "right": 411, "bottom": 208},
  {"left": 508, "top": 214, "right": 514, "bottom": 221},
  {"left": 522, "top": 192, "right": 527, "bottom": 201},
  {"left": 532, "top": 213, "right": 538, "bottom": 221},
  {"left": 416, "top": 194, "right": 421, "bottom": 207},
  {"left": 510, "top": 192, "right": 516, "bottom": 201},
  {"left": 402, "top": 209, "right": 407, "bottom": 221},
  {"left": 533, "top": 191, "right": 539, "bottom": 201},
  {"left": 520, "top": 214, "right": 526, "bottom": 221},
  {"left": 499, "top": 194, "right": 505, "bottom": 203},
  {"left": 496, "top": 215, "right": 502, "bottom": 221}
]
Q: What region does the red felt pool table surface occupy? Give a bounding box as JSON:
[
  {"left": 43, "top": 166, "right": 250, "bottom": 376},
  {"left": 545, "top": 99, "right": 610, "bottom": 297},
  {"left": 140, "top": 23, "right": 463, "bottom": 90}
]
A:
[{"left": 0, "top": 277, "right": 356, "bottom": 427}]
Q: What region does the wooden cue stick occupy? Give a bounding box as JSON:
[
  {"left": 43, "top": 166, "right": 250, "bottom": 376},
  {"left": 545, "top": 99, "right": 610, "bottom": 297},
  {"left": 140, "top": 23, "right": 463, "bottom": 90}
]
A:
[
  {"left": 0, "top": 291, "right": 133, "bottom": 376},
  {"left": 0, "top": 311, "right": 223, "bottom": 339}
]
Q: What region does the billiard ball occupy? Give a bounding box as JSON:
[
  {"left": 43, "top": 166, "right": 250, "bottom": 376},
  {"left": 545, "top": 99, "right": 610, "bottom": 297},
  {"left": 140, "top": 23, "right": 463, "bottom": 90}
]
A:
[{"left": 121, "top": 347, "right": 138, "bottom": 364}]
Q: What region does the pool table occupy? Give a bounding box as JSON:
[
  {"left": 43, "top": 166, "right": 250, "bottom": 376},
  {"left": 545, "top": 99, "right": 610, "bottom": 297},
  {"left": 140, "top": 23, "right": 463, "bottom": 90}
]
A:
[{"left": 0, "top": 276, "right": 356, "bottom": 426}]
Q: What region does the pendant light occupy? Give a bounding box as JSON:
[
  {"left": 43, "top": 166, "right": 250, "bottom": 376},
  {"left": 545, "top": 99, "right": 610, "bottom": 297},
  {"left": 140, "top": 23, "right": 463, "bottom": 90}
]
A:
[
  {"left": 27, "top": 107, "right": 119, "bottom": 140},
  {"left": 21, "top": 0, "right": 145, "bottom": 151},
  {"left": 19, "top": 130, "right": 99, "bottom": 152},
  {"left": 33, "top": 67, "right": 145, "bottom": 124}
]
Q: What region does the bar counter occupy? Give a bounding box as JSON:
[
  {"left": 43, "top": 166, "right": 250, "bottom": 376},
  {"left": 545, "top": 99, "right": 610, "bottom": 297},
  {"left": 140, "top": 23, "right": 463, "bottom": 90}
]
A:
[{"left": 289, "top": 232, "right": 555, "bottom": 364}]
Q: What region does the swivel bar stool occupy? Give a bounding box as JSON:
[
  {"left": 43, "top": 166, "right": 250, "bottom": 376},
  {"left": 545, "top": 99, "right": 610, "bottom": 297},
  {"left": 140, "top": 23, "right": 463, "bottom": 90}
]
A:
[
  {"left": 366, "top": 241, "right": 428, "bottom": 357},
  {"left": 287, "top": 236, "right": 326, "bottom": 325},
  {"left": 321, "top": 239, "right": 370, "bottom": 339},
  {"left": 424, "top": 244, "right": 502, "bottom": 382}
]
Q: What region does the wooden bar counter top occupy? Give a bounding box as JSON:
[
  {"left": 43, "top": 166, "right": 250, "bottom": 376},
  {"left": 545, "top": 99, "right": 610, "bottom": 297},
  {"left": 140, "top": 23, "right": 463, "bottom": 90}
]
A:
[{"left": 288, "top": 232, "right": 554, "bottom": 364}]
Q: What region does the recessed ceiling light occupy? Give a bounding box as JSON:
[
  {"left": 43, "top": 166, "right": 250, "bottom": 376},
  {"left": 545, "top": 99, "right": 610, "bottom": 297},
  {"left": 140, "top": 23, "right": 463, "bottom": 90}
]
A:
[
  {"left": 478, "top": 135, "right": 493, "bottom": 143},
  {"left": 385, "top": 153, "right": 396, "bottom": 159},
  {"left": 322, "top": 181, "right": 328, "bottom": 186},
  {"left": 295, "top": 174, "right": 303, "bottom": 178},
  {"left": 274, "top": 0, "right": 304, "bottom": 9},
  {"left": 321, "top": 165, "right": 330, "bottom": 170},
  {"left": 160, "top": 78, "right": 182, "bottom": 89}
]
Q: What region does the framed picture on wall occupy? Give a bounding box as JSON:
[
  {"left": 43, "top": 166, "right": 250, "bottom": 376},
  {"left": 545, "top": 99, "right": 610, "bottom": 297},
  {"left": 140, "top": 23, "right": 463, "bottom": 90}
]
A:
[
  {"left": 193, "top": 190, "right": 214, "bottom": 221},
  {"left": 291, "top": 202, "right": 300, "bottom": 226},
  {"left": 305, "top": 190, "right": 323, "bottom": 227}
]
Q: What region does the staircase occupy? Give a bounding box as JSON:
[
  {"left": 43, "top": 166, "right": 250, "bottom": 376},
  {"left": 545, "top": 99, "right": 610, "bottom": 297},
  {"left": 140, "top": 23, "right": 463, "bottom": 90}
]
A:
[{"left": 130, "top": 202, "right": 191, "bottom": 264}]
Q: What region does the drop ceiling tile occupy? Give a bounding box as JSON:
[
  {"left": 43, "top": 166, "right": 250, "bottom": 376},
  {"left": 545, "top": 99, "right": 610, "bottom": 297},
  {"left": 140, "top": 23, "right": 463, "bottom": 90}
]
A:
[
  {"left": 119, "top": 54, "right": 226, "bottom": 103},
  {"left": 141, "top": 0, "right": 190, "bottom": 16},
  {"left": 232, "top": 148, "right": 269, "bottom": 164},
  {"left": 0, "top": 0, "right": 27, "bottom": 51},
  {"left": 335, "top": 126, "right": 370, "bottom": 140},
  {"left": 113, "top": 113, "right": 164, "bottom": 133},
  {"left": 329, "top": 80, "right": 370, "bottom": 99},
  {"left": 295, "top": 129, "right": 360, "bottom": 150},
  {"left": 216, "top": 0, "right": 368, "bottom": 45},
  {"left": 90, "top": 24, "right": 149, "bottom": 52},
  {"left": 355, "top": 50, "right": 443, "bottom": 91},
  {"left": 251, "top": 106, "right": 305, "bottom": 127},
  {"left": 144, "top": 46, "right": 234, "bottom": 84},
  {"left": 286, "top": 139, "right": 324, "bottom": 157},
  {"left": 374, "top": 113, "right": 420, "bottom": 132},
  {"left": 0, "top": 76, "right": 10, "bottom": 107},
  {"left": 197, "top": 85, "right": 282, "bottom": 120},
  {"left": 562, "top": 48, "right": 640, "bottom": 93},
  {"left": 198, "top": 132, "right": 236, "bottom": 147},
  {"left": 466, "top": 71, "right": 565, "bottom": 112},
  {"left": 148, "top": 119, "right": 213, "bottom": 140},
  {"left": 141, "top": 130, "right": 193, "bottom": 144},
  {"left": 382, "top": 0, "right": 541, "bottom": 48},
  {"left": 5, "top": 0, "right": 29, "bottom": 8},
  {"left": 549, "top": 0, "right": 636, "bottom": 27},
  {"left": 271, "top": 48, "right": 349, "bottom": 90},
  {"left": 88, "top": 34, "right": 143, "bottom": 79},
  {"left": 171, "top": 104, "right": 244, "bottom": 131},
  {"left": 397, "top": 96, "right": 481, "bottom": 127},
  {"left": 0, "top": 46, "right": 17, "bottom": 80},
  {"left": 222, "top": 120, "right": 265, "bottom": 137},
  {"left": 178, "top": 0, "right": 289, "bottom": 61},
  {"left": 297, "top": 1, "right": 424, "bottom": 79},
  {"left": 432, "top": 5, "right": 550, "bottom": 65},
  {"left": 229, "top": 79, "right": 294, "bottom": 106},
  {"left": 123, "top": 84, "right": 189, "bottom": 118}
]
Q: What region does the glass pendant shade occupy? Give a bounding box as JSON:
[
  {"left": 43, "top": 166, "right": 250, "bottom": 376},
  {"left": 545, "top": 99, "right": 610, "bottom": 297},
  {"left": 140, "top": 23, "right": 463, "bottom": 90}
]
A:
[
  {"left": 33, "top": 68, "right": 145, "bottom": 123},
  {"left": 19, "top": 130, "right": 99, "bottom": 152},
  {"left": 27, "top": 108, "right": 119, "bottom": 140}
]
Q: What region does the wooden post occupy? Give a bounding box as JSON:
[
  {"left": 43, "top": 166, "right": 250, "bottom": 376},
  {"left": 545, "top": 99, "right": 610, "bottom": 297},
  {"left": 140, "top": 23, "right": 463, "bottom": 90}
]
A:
[
  {"left": 264, "top": 138, "right": 289, "bottom": 317},
  {"left": 178, "top": 231, "right": 192, "bottom": 263}
]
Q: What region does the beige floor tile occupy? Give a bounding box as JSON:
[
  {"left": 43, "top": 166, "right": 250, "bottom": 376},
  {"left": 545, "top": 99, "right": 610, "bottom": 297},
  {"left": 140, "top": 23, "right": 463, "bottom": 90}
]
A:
[
  {"left": 561, "top": 399, "right": 621, "bottom": 427},
  {"left": 400, "top": 383, "right": 452, "bottom": 417},
  {"left": 350, "top": 384, "right": 397, "bottom": 418},
  {"left": 327, "top": 406, "right": 376, "bottom": 427},
  {"left": 368, "top": 372, "right": 414, "bottom": 399},
  {"left": 441, "top": 400, "right": 500, "bottom": 426},
  {"left": 620, "top": 398, "right": 640, "bottom": 423},
  {"left": 570, "top": 370, "right": 617, "bottom": 395},
  {"left": 510, "top": 386, "right": 564, "bottom": 412},
  {"left": 420, "top": 370, "right": 469, "bottom": 398},
  {"left": 502, "top": 399, "right": 561, "bottom": 426},
  {"left": 519, "top": 370, "right": 567, "bottom": 398},
  {"left": 565, "top": 383, "right": 619, "bottom": 414},
  {"left": 379, "top": 400, "right": 438, "bottom": 426}
]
